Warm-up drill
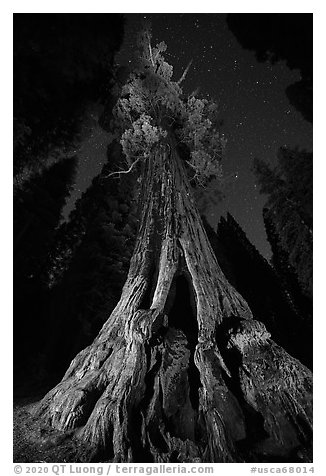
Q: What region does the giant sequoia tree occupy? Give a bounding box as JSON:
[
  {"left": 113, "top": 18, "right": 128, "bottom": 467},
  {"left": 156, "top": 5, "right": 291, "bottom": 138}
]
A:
[{"left": 33, "top": 29, "right": 312, "bottom": 463}]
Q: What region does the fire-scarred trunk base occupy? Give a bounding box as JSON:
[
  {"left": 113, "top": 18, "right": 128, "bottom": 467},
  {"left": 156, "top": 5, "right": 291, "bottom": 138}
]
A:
[
  {"left": 32, "top": 321, "right": 312, "bottom": 462},
  {"left": 32, "top": 288, "right": 312, "bottom": 463},
  {"left": 32, "top": 143, "right": 312, "bottom": 463}
]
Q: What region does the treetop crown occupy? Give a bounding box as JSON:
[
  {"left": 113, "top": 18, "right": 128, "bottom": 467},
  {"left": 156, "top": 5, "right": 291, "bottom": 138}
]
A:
[{"left": 109, "top": 26, "right": 226, "bottom": 186}]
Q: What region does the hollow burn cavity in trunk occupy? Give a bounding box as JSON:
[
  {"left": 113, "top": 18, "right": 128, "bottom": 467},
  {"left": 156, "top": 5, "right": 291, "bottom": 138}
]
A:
[
  {"left": 165, "top": 273, "right": 201, "bottom": 412},
  {"left": 214, "top": 316, "right": 269, "bottom": 453},
  {"left": 128, "top": 408, "right": 155, "bottom": 463}
]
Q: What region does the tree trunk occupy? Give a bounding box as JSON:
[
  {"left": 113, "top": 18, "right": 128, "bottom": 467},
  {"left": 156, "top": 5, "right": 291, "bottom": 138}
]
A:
[{"left": 33, "top": 141, "right": 312, "bottom": 463}]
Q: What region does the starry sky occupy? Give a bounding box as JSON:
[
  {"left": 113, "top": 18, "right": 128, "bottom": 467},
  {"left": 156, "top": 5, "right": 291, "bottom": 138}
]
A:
[{"left": 64, "top": 13, "right": 312, "bottom": 260}]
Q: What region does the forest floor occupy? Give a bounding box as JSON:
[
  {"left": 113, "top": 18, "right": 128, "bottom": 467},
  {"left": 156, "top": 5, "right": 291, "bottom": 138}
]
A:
[
  {"left": 13, "top": 396, "right": 82, "bottom": 463},
  {"left": 13, "top": 396, "right": 313, "bottom": 463}
]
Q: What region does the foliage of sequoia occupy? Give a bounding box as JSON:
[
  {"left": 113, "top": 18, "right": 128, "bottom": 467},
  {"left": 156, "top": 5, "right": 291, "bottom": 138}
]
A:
[
  {"left": 107, "top": 28, "right": 226, "bottom": 185},
  {"left": 14, "top": 13, "right": 124, "bottom": 177},
  {"left": 254, "top": 147, "right": 312, "bottom": 299}
]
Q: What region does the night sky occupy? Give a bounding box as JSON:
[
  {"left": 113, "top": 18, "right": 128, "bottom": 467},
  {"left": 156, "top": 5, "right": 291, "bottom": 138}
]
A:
[{"left": 64, "top": 13, "right": 312, "bottom": 260}]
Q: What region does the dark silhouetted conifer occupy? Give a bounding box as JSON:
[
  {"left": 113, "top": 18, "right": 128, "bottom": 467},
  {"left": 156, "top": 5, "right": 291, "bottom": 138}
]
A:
[
  {"left": 254, "top": 147, "right": 312, "bottom": 299},
  {"left": 203, "top": 213, "right": 311, "bottom": 368},
  {"left": 14, "top": 13, "right": 125, "bottom": 176},
  {"left": 14, "top": 157, "right": 78, "bottom": 391},
  {"left": 43, "top": 142, "right": 138, "bottom": 381}
]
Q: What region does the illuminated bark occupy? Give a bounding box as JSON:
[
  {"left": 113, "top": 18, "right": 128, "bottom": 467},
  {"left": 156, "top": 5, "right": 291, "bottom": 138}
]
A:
[{"left": 33, "top": 141, "right": 312, "bottom": 462}]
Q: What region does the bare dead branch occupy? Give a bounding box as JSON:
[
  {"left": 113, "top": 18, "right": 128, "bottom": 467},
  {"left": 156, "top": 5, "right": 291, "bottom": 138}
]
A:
[
  {"left": 177, "top": 60, "right": 193, "bottom": 85},
  {"left": 104, "top": 155, "right": 143, "bottom": 179}
]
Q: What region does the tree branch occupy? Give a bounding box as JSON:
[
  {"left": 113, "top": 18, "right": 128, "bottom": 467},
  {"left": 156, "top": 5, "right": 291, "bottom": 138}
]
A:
[
  {"left": 177, "top": 60, "right": 193, "bottom": 85},
  {"left": 148, "top": 40, "right": 155, "bottom": 67},
  {"left": 103, "top": 155, "right": 143, "bottom": 179}
]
